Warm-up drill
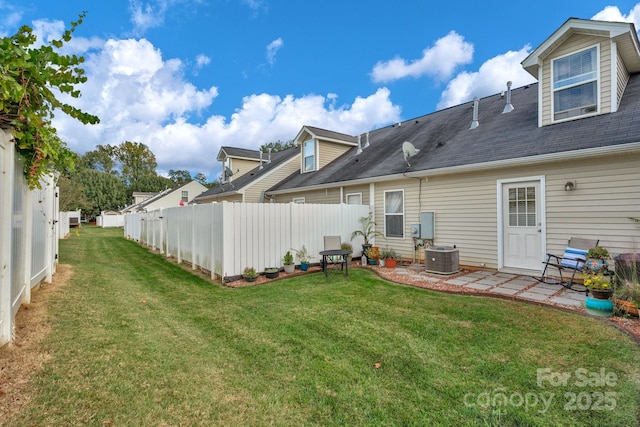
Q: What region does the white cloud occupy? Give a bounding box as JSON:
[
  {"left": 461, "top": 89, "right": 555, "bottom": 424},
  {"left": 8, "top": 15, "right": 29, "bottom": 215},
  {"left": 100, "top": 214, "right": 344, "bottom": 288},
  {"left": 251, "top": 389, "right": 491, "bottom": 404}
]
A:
[
  {"left": 0, "top": 2, "right": 23, "bottom": 37},
  {"left": 195, "top": 54, "right": 210, "bottom": 68},
  {"left": 437, "top": 46, "right": 536, "bottom": 109},
  {"left": 129, "top": 0, "right": 166, "bottom": 34},
  {"left": 591, "top": 4, "right": 640, "bottom": 28},
  {"left": 371, "top": 31, "right": 474, "bottom": 83},
  {"left": 266, "top": 37, "right": 283, "bottom": 65},
  {"left": 52, "top": 37, "right": 401, "bottom": 181}
]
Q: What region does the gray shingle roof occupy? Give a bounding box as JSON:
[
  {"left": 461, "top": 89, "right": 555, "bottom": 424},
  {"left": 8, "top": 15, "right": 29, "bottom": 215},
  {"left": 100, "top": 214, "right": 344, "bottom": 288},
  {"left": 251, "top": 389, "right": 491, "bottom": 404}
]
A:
[
  {"left": 195, "top": 146, "right": 299, "bottom": 200},
  {"left": 218, "top": 146, "right": 261, "bottom": 160},
  {"left": 270, "top": 74, "right": 640, "bottom": 191}
]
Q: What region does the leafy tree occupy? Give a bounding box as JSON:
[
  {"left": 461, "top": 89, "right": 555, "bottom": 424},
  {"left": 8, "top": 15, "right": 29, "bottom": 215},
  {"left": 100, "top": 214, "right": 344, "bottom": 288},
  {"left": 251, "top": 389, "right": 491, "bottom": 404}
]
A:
[
  {"left": 0, "top": 12, "right": 99, "bottom": 188},
  {"left": 260, "top": 140, "right": 295, "bottom": 153},
  {"left": 168, "top": 169, "right": 192, "bottom": 185},
  {"left": 193, "top": 172, "right": 207, "bottom": 185},
  {"left": 130, "top": 174, "right": 174, "bottom": 193},
  {"left": 80, "top": 144, "right": 117, "bottom": 174},
  {"left": 57, "top": 175, "right": 93, "bottom": 212},
  {"left": 114, "top": 141, "right": 157, "bottom": 187},
  {"left": 74, "top": 169, "right": 128, "bottom": 218}
]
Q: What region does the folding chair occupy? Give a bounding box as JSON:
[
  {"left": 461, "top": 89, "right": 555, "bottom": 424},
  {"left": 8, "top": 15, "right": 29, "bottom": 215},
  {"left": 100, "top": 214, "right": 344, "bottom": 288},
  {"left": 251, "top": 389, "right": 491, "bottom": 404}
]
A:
[
  {"left": 323, "top": 236, "right": 346, "bottom": 275},
  {"left": 538, "top": 237, "right": 599, "bottom": 292}
]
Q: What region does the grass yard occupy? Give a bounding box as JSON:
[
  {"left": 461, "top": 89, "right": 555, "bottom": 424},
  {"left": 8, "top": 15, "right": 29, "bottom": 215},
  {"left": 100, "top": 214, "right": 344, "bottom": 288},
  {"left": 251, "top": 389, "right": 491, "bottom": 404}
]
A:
[{"left": 3, "top": 226, "right": 640, "bottom": 426}]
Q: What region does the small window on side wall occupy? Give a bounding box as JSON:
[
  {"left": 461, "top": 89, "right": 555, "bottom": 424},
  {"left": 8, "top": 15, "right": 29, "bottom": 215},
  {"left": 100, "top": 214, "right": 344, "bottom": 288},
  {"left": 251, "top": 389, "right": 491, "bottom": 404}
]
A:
[
  {"left": 384, "top": 190, "right": 404, "bottom": 238},
  {"left": 181, "top": 191, "right": 188, "bottom": 202},
  {"left": 345, "top": 193, "right": 362, "bottom": 205},
  {"left": 292, "top": 197, "right": 305, "bottom": 204}
]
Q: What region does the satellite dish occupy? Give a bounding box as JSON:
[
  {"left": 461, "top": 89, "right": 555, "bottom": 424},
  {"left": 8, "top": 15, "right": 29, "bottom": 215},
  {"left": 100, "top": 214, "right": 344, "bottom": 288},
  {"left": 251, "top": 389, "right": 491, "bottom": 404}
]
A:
[
  {"left": 402, "top": 141, "right": 420, "bottom": 167},
  {"left": 224, "top": 166, "right": 234, "bottom": 181}
]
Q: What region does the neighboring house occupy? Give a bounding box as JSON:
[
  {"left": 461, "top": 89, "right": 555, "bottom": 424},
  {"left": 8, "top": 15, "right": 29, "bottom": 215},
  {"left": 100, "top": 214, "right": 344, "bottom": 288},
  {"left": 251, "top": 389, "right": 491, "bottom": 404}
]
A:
[
  {"left": 217, "top": 146, "right": 262, "bottom": 183},
  {"left": 122, "top": 181, "right": 207, "bottom": 213},
  {"left": 262, "top": 18, "right": 640, "bottom": 274},
  {"left": 132, "top": 192, "right": 156, "bottom": 205},
  {"left": 194, "top": 145, "right": 300, "bottom": 203}
]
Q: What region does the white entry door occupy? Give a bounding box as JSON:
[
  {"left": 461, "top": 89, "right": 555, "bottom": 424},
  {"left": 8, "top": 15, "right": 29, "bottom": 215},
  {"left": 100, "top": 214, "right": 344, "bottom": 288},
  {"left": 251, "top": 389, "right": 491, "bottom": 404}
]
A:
[{"left": 501, "top": 180, "right": 542, "bottom": 271}]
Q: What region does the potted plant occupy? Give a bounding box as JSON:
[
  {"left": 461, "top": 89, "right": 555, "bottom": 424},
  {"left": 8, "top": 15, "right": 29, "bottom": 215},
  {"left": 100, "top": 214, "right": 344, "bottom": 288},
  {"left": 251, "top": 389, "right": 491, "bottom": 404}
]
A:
[
  {"left": 293, "top": 245, "right": 312, "bottom": 271},
  {"left": 582, "top": 271, "right": 613, "bottom": 300},
  {"left": 351, "top": 214, "right": 383, "bottom": 256},
  {"left": 265, "top": 267, "right": 279, "bottom": 279},
  {"left": 365, "top": 246, "right": 380, "bottom": 266},
  {"left": 614, "top": 278, "right": 640, "bottom": 317},
  {"left": 381, "top": 247, "right": 399, "bottom": 268},
  {"left": 586, "top": 246, "right": 610, "bottom": 273},
  {"left": 243, "top": 267, "right": 257, "bottom": 282},
  {"left": 283, "top": 250, "right": 295, "bottom": 273},
  {"left": 341, "top": 242, "right": 353, "bottom": 264}
]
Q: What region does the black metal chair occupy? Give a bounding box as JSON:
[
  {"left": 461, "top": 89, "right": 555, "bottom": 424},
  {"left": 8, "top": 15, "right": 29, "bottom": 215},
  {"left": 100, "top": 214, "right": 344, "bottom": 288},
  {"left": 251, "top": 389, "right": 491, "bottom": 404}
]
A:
[{"left": 538, "top": 237, "right": 599, "bottom": 292}]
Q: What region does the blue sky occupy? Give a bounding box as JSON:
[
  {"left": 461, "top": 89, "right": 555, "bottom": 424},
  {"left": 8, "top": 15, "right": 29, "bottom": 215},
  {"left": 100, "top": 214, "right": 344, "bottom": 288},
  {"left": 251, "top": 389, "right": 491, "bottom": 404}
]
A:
[{"left": 3, "top": 1, "right": 640, "bottom": 181}]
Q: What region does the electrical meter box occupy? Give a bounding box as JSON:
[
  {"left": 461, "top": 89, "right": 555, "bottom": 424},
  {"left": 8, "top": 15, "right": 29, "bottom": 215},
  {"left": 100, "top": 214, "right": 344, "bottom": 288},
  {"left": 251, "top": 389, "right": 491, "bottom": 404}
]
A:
[
  {"left": 420, "top": 212, "right": 435, "bottom": 239},
  {"left": 410, "top": 224, "right": 421, "bottom": 238}
]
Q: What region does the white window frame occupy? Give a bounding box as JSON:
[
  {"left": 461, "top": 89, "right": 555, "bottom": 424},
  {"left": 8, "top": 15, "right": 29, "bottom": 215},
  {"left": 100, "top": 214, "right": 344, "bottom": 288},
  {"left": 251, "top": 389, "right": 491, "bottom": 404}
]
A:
[
  {"left": 384, "top": 189, "right": 404, "bottom": 239},
  {"left": 292, "top": 197, "right": 305, "bottom": 204},
  {"left": 551, "top": 44, "right": 600, "bottom": 123},
  {"left": 302, "top": 139, "right": 316, "bottom": 173},
  {"left": 181, "top": 191, "right": 188, "bottom": 202},
  {"left": 345, "top": 192, "right": 362, "bottom": 205}
]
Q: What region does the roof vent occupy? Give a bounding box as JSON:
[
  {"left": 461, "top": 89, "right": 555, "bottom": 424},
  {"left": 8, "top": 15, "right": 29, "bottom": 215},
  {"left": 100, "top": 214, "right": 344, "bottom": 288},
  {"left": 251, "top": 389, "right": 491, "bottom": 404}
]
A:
[
  {"left": 470, "top": 97, "right": 479, "bottom": 130},
  {"left": 356, "top": 134, "right": 363, "bottom": 155},
  {"left": 502, "top": 81, "right": 514, "bottom": 114},
  {"left": 259, "top": 151, "right": 264, "bottom": 170},
  {"left": 363, "top": 132, "right": 370, "bottom": 149}
]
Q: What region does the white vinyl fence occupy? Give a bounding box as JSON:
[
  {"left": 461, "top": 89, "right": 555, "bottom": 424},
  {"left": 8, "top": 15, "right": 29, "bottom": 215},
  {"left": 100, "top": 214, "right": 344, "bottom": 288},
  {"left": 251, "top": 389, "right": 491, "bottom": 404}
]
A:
[
  {"left": 97, "top": 212, "right": 125, "bottom": 228},
  {"left": 0, "top": 129, "right": 59, "bottom": 346},
  {"left": 125, "top": 202, "right": 370, "bottom": 281}
]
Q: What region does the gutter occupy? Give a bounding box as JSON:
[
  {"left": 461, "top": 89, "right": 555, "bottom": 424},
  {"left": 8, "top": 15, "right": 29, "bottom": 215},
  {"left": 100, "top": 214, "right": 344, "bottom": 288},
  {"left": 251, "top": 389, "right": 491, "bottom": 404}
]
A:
[{"left": 266, "top": 142, "right": 640, "bottom": 195}]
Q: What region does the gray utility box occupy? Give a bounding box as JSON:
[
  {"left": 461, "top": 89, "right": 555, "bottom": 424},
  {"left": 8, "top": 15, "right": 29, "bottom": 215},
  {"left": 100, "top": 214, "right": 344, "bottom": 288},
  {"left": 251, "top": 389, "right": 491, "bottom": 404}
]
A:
[
  {"left": 425, "top": 246, "right": 459, "bottom": 275},
  {"left": 410, "top": 212, "right": 435, "bottom": 239}
]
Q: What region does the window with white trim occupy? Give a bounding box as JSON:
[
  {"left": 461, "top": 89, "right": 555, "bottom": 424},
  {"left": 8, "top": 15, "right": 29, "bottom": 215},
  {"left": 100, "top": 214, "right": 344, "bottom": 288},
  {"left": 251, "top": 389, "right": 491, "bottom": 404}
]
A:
[
  {"left": 292, "top": 197, "right": 305, "bottom": 204},
  {"left": 552, "top": 46, "right": 598, "bottom": 121},
  {"left": 345, "top": 193, "right": 362, "bottom": 205},
  {"left": 303, "top": 139, "right": 315, "bottom": 172},
  {"left": 384, "top": 190, "right": 404, "bottom": 238},
  {"left": 181, "top": 191, "right": 188, "bottom": 202}
]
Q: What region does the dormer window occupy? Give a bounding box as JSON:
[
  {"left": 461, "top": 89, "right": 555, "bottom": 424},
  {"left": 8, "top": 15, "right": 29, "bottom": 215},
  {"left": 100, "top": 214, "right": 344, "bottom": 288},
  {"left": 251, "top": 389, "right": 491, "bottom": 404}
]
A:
[
  {"left": 552, "top": 46, "right": 598, "bottom": 121},
  {"left": 303, "top": 139, "right": 315, "bottom": 172}
]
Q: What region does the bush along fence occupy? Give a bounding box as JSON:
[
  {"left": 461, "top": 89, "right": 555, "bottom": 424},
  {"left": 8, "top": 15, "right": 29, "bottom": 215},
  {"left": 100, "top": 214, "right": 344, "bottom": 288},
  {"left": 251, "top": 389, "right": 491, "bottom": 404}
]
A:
[
  {"left": 124, "top": 202, "right": 370, "bottom": 281},
  {"left": 0, "top": 129, "right": 60, "bottom": 346}
]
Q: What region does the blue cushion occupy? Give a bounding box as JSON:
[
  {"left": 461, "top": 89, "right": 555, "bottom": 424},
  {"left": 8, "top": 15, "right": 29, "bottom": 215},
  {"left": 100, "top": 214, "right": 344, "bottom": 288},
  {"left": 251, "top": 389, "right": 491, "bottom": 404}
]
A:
[{"left": 560, "top": 247, "right": 588, "bottom": 269}]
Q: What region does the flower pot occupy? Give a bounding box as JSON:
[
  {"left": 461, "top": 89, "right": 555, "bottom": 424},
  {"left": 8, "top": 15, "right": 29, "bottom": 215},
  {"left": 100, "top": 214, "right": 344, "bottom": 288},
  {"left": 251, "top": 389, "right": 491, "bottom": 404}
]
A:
[
  {"left": 585, "top": 296, "right": 613, "bottom": 317},
  {"left": 614, "top": 298, "right": 639, "bottom": 317},
  {"left": 300, "top": 262, "right": 309, "bottom": 271},
  {"left": 385, "top": 258, "right": 397, "bottom": 268},
  {"left": 284, "top": 264, "right": 295, "bottom": 274},
  {"left": 265, "top": 269, "right": 279, "bottom": 279},
  {"left": 368, "top": 258, "right": 377, "bottom": 266},
  {"left": 589, "top": 288, "right": 613, "bottom": 300},
  {"left": 244, "top": 275, "right": 257, "bottom": 282}
]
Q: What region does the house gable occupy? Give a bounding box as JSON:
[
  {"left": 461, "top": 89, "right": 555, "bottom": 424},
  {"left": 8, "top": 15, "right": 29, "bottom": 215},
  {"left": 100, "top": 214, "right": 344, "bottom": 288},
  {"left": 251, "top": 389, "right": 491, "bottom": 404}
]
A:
[
  {"left": 216, "top": 146, "right": 261, "bottom": 182},
  {"left": 522, "top": 18, "right": 640, "bottom": 127},
  {"left": 293, "top": 126, "right": 357, "bottom": 174}
]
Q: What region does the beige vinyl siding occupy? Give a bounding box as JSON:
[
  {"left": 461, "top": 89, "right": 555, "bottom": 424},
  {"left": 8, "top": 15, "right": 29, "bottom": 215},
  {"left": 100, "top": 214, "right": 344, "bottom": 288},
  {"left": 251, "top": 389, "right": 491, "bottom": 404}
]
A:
[
  {"left": 276, "top": 187, "right": 342, "bottom": 204},
  {"left": 616, "top": 49, "right": 630, "bottom": 108},
  {"left": 343, "top": 184, "right": 370, "bottom": 205},
  {"left": 318, "top": 141, "right": 351, "bottom": 168},
  {"left": 244, "top": 156, "right": 300, "bottom": 202},
  {"left": 541, "top": 34, "right": 612, "bottom": 126},
  {"left": 230, "top": 158, "right": 260, "bottom": 180},
  {"left": 214, "top": 194, "right": 243, "bottom": 203},
  {"left": 408, "top": 153, "right": 640, "bottom": 270},
  {"left": 372, "top": 179, "right": 421, "bottom": 262}
]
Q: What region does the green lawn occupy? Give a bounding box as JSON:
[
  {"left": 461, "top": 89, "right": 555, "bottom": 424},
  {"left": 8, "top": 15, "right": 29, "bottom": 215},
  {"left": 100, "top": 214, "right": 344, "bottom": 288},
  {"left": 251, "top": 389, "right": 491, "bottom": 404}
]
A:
[{"left": 7, "top": 226, "right": 640, "bottom": 426}]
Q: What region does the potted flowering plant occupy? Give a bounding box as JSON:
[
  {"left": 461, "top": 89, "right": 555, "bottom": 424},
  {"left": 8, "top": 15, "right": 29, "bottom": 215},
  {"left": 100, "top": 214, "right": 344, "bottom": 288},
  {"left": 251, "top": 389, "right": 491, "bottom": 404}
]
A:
[
  {"left": 586, "top": 246, "right": 610, "bottom": 273},
  {"left": 381, "top": 247, "right": 399, "bottom": 268},
  {"left": 243, "top": 267, "right": 258, "bottom": 282},
  {"left": 293, "top": 245, "right": 312, "bottom": 271},
  {"left": 582, "top": 271, "right": 613, "bottom": 299},
  {"left": 365, "top": 246, "right": 380, "bottom": 266}
]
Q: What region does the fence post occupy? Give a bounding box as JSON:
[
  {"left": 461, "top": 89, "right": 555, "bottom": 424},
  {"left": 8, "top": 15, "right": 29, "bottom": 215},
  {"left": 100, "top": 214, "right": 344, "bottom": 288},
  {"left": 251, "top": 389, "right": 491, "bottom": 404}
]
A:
[
  {"left": 0, "top": 131, "right": 15, "bottom": 345},
  {"left": 45, "top": 176, "right": 55, "bottom": 284}
]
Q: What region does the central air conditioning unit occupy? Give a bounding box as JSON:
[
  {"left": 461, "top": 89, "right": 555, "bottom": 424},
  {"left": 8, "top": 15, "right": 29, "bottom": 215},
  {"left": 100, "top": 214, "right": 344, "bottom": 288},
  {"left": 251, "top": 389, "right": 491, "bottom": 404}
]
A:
[{"left": 425, "top": 246, "right": 459, "bottom": 275}]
